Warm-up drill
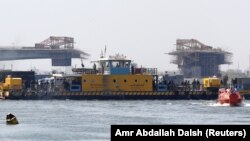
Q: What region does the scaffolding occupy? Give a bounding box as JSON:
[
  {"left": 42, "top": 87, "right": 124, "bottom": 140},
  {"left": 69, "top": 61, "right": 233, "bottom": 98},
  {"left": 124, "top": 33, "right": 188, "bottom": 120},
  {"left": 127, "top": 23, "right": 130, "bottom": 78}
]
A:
[
  {"left": 168, "top": 39, "right": 232, "bottom": 78},
  {"left": 35, "top": 36, "right": 74, "bottom": 49}
]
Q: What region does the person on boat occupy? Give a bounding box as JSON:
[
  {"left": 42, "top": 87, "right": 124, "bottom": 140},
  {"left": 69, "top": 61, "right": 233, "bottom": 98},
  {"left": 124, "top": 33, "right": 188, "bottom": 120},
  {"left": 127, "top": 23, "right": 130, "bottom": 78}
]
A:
[
  {"left": 234, "top": 88, "right": 238, "bottom": 92},
  {"left": 93, "top": 63, "right": 97, "bottom": 70},
  {"left": 131, "top": 65, "right": 135, "bottom": 74},
  {"left": 228, "top": 88, "right": 235, "bottom": 94},
  {"left": 231, "top": 88, "right": 237, "bottom": 94}
]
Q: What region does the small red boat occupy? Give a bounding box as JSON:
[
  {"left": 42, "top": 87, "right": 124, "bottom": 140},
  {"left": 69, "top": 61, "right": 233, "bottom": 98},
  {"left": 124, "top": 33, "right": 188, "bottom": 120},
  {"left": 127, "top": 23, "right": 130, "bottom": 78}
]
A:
[{"left": 218, "top": 88, "right": 243, "bottom": 106}]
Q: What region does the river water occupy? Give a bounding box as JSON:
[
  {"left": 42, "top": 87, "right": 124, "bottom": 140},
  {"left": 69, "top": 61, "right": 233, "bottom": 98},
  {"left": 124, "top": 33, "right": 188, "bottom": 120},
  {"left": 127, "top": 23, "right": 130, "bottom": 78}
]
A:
[{"left": 0, "top": 100, "right": 250, "bottom": 141}]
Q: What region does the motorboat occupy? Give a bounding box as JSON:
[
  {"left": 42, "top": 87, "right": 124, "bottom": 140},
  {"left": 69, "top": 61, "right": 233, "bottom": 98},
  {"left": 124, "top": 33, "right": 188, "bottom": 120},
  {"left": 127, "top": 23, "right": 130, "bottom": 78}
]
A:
[{"left": 218, "top": 88, "right": 243, "bottom": 106}]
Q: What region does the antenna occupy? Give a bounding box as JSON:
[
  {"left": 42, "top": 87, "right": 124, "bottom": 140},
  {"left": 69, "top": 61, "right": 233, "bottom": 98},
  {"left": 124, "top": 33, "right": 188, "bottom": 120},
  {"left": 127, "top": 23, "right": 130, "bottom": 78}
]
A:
[
  {"left": 81, "top": 58, "right": 84, "bottom": 68},
  {"left": 100, "top": 45, "right": 107, "bottom": 58},
  {"left": 100, "top": 49, "right": 104, "bottom": 58},
  {"left": 79, "top": 54, "right": 85, "bottom": 68},
  {"left": 104, "top": 45, "right": 107, "bottom": 57}
]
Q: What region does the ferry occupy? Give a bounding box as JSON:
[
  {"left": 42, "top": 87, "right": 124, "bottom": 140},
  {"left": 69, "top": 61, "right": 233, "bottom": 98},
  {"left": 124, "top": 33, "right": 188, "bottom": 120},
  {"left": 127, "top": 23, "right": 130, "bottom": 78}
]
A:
[{"left": 0, "top": 54, "right": 227, "bottom": 100}]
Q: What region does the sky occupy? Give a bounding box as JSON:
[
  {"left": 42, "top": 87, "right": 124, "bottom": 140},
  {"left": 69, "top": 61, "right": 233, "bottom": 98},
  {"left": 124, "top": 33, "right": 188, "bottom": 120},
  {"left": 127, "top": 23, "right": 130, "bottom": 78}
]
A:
[{"left": 0, "top": 0, "right": 250, "bottom": 73}]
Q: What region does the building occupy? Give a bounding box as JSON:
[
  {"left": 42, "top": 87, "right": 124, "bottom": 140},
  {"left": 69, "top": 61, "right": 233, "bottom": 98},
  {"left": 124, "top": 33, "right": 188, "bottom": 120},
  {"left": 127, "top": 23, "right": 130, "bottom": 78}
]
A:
[{"left": 168, "top": 39, "right": 232, "bottom": 78}]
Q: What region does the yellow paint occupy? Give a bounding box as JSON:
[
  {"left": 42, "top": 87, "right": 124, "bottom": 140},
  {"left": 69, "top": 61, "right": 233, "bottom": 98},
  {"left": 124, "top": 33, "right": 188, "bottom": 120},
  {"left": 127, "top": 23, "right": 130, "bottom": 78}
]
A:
[
  {"left": 203, "top": 77, "right": 221, "bottom": 88},
  {"left": 82, "top": 74, "right": 153, "bottom": 92},
  {"left": 3, "top": 77, "right": 22, "bottom": 90},
  {"left": 82, "top": 74, "right": 104, "bottom": 91},
  {"left": 239, "top": 90, "right": 250, "bottom": 95},
  {"left": 0, "top": 82, "right": 3, "bottom": 90}
]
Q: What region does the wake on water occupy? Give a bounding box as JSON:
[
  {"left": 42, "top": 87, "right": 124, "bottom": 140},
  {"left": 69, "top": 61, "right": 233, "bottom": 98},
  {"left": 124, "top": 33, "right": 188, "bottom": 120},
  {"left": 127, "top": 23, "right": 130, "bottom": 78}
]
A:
[
  {"left": 189, "top": 100, "right": 250, "bottom": 107},
  {"left": 208, "top": 102, "right": 250, "bottom": 107}
]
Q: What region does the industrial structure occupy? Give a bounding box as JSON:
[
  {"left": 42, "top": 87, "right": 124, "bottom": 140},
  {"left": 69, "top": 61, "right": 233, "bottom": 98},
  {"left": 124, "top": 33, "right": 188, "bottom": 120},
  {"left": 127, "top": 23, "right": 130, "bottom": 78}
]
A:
[
  {"left": 0, "top": 36, "right": 88, "bottom": 66},
  {"left": 168, "top": 39, "right": 232, "bottom": 78}
]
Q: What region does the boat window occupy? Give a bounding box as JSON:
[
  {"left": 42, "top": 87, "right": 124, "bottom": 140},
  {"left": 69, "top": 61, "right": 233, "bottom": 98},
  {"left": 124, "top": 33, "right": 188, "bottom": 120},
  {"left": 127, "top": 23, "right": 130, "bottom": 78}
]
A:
[
  {"left": 119, "top": 61, "right": 125, "bottom": 68},
  {"left": 113, "top": 79, "right": 116, "bottom": 83},
  {"left": 106, "top": 62, "right": 109, "bottom": 68},
  {"left": 145, "top": 79, "right": 148, "bottom": 83},
  {"left": 124, "top": 80, "right": 127, "bottom": 83},
  {"left": 83, "top": 79, "right": 86, "bottom": 82},
  {"left": 112, "top": 61, "right": 120, "bottom": 68},
  {"left": 135, "top": 79, "right": 137, "bottom": 82},
  {"left": 125, "top": 62, "right": 129, "bottom": 68}
]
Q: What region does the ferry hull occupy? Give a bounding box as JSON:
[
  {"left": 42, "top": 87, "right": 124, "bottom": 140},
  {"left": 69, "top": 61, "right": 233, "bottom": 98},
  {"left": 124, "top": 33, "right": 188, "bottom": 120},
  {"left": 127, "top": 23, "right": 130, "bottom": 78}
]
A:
[{"left": 6, "top": 91, "right": 218, "bottom": 100}]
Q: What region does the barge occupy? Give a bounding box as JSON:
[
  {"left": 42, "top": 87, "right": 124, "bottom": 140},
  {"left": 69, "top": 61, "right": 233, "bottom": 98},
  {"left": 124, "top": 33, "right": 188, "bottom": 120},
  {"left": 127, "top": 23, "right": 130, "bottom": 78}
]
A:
[{"left": 1, "top": 54, "right": 249, "bottom": 100}]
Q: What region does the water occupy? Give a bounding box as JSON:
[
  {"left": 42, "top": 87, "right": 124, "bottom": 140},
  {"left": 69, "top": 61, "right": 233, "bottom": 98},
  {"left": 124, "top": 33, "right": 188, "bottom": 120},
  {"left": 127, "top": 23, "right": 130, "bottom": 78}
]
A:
[{"left": 0, "top": 100, "right": 250, "bottom": 141}]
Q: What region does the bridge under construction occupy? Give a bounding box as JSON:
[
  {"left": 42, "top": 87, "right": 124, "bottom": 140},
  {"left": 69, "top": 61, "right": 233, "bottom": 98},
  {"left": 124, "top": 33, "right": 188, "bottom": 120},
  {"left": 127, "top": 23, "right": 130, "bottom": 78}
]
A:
[
  {"left": 168, "top": 39, "right": 232, "bottom": 78},
  {"left": 0, "top": 36, "right": 88, "bottom": 66}
]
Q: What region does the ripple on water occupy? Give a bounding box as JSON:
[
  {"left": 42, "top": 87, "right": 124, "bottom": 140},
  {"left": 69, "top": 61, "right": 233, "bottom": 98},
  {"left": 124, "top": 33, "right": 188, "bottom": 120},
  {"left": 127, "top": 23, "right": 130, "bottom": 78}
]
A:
[{"left": 1, "top": 100, "right": 250, "bottom": 140}]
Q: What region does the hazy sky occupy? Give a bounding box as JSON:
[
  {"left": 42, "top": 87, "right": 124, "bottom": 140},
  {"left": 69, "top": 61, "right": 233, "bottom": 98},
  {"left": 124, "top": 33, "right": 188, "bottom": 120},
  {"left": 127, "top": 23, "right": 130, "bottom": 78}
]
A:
[{"left": 0, "top": 0, "right": 250, "bottom": 72}]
